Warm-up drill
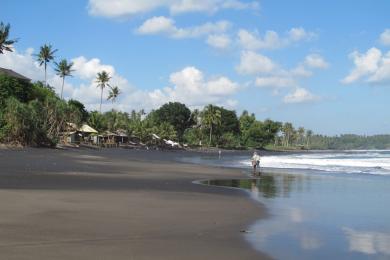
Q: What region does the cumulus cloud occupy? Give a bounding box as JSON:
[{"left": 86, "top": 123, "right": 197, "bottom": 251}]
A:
[
  {"left": 0, "top": 48, "right": 130, "bottom": 111},
  {"left": 72, "top": 56, "right": 115, "bottom": 80},
  {"left": 342, "top": 47, "right": 390, "bottom": 85},
  {"left": 304, "top": 54, "right": 329, "bottom": 69},
  {"left": 283, "top": 87, "right": 319, "bottom": 104},
  {"left": 289, "top": 64, "right": 313, "bottom": 77},
  {"left": 206, "top": 34, "right": 232, "bottom": 49},
  {"left": 136, "top": 16, "right": 231, "bottom": 39},
  {"left": 160, "top": 66, "right": 239, "bottom": 105},
  {"left": 70, "top": 63, "right": 240, "bottom": 110},
  {"left": 0, "top": 47, "right": 239, "bottom": 111},
  {"left": 255, "top": 76, "right": 297, "bottom": 89},
  {"left": 235, "top": 50, "right": 322, "bottom": 103},
  {"left": 88, "top": 0, "right": 259, "bottom": 17},
  {"left": 0, "top": 47, "right": 77, "bottom": 98},
  {"left": 236, "top": 51, "right": 316, "bottom": 77},
  {"left": 379, "top": 29, "right": 390, "bottom": 46},
  {"left": 0, "top": 48, "right": 42, "bottom": 81},
  {"left": 122, "top": 67, "right": 240, "bottom": 110},
  {"left": 238, "top": 27, "right": 316, "bottom": 50},
  {"left": 236, "top": 51, "right": 277, "bottom": 75}
]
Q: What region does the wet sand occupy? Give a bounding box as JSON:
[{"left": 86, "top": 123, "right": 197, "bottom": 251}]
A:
[{"left": 0, "top": 148, "right": 270, "bottom": 259}]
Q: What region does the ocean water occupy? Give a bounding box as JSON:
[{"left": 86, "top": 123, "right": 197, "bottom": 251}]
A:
[
  {"left": 182, "top": 151, "right": 390, "bottom": 259},
  {"left": 183, "top": 150, "right": 390, "bottom": 176}
]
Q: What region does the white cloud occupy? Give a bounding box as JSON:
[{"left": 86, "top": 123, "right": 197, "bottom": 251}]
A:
[
  {"left": 136, "top": 16, "right": 175, "bottom": 35},
  {"left": 238, "top": 27, "right": 316, "bottom": 50},
  {"left": 122, "top": 67, "right": 239, "bottom": 110},
  {"left": 238, "top": 29, "right": 282, "bottom": 50},
  {"left": 236, "top": 51, "right": 315, "bottom": 77},
  {"left": 236, "top": 51, "right": 277, "bottom": 75},
  {"left": 163, "top": 66, "right": 239, "bottom": 105},
  {"left": 0, "top": 48, "right": 77, "bottom": 98},
  {"left": 255, "top": 76, "right": 296, "bottom": 89},
  {"left": 88, "top": 0, "right": 166, "bottom": 17},
  {"left": 170, "top": 0, "right": 220, "bottom": 14},
  {"left": 88, "top": 0, "right": 259, "bottom": 17},
  {"left": 288, "top": 27, "right": 315, "bottom": 42},
  {"left": 343, "top": 227, "right": 390, "bottom": 256},
  {"left": 283, "top": 87, "right": 319, "bottom": 104},
  {"left": 368, "top": 52, "right": 390, "bottom": 83},
  {"left": 0, "top": 48, "right": 135, "bottom": 111},
  {"left": 206, "top": 34, "right": 231, "bottom": 49},
  {"left": 289, "top": 64, "right": 313, "bottom": 77},
  {"left": 136, "top": 16, "right": 231, "bottom": 39},
  {"left": 1, "top": 47, "right": 240, "bottom": 111},
  {"left": 304, "top": 54, "right": 329, "bottom": 69},
  {"left": 379, "top": 29, "right": 390, "bottom": 46},
  {"left": 0, "top": 49, "right": 239, "bottom": 111},
  {"left": 235, "top": 50, "right": 322, "bottom": 102},
  {"left": 72, "top": 56, "right": 116, "bottom": 80},
  {"left": 0, "top": 48, "right": 42, "bottom": 81},
  {"left": 342, "top": 47, "right": 390, "bottom": 85}
]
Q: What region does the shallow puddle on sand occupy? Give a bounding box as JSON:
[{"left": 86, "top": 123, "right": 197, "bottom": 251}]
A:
[{"left": 200, "top": 173, "right": 390, "bottom": 260}]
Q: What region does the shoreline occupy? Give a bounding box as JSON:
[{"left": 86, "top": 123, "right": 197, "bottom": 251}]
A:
[{"left": 0, "top": 147, "right": 271, "bottom": 259}]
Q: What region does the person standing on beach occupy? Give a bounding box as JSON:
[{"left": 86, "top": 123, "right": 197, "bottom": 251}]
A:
[{"left": 251, "top": 151, "right": 261, "bottom": 175}]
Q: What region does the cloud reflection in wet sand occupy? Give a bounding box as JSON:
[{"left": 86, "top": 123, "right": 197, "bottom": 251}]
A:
[{"left": 343, "top": 227, "right": 390, "bottom": 255}]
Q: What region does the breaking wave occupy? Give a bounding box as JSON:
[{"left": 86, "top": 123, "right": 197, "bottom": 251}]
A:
[{"left": 238, "top": 150, "right": 390, "bottom": 175}]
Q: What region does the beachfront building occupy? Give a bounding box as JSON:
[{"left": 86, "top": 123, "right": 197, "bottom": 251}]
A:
[
  {"left": 115, "top": 129, "right": 129, "bottom": 144},
  {"left": 61, "top": 123, "right": 99, "bottom": 145}
]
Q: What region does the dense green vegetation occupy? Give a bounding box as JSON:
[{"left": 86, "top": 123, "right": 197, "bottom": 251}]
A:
[
  {"left": 0, "top": 77, "right": 83, "bottom": 146},
  {"left": 1, "top": 21, "right": 389, "bottom": 149},
  {"left": 307, "top": 134, "right": 390, "bottom": 150}
]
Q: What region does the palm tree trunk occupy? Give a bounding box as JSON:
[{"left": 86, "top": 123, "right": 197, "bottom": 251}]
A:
[
  {"left": 44, "top": 62, "right": 47, "bottom": 86},
  {"left": 61, "top": 76, "right": 65, "bottom": 99},
  {"left": 209, "top": 124, "right": 212, "bottom": 146},
  {"left": 100, "top": 87, "right": 103, "bottom": 113}
]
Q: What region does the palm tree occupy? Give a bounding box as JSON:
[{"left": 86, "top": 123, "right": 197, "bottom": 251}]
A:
[
  {"left": 298, "top": 127, "right": 305, "bottom": 145},
  {"left": 306, "top": 130, "right": 313, "bottom": 148},
  {"left": 202, "top": 104, "right": 221, "bottom": 146},
  {"left": 282, "top": 122, "right": 294, "bottom": 147},
  {"left": 36, "top": 44, "right": 58, "bottom": 86},
  {"left": 107, "top": 86, "right": 121, "bottom": 103},
  {"left": 96, "top": 70, "right": 111, "bottom": 113},
  {"left": 54, "top": 59, "right": 74, "bottom": 99},
  {"left": 0, "top": 22, "right": 18, "bottom": 54}
]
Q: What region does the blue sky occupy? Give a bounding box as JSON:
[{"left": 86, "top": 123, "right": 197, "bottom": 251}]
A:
[{"left": 1, "top": 0, "right": 390, "bottom": 135}]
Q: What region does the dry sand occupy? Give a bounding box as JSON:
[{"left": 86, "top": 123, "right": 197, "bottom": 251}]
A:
[{"left": 0, "top": 148, "right": 270, "bottom": 259}]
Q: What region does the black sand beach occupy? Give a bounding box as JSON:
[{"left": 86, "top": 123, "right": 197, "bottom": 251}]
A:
[{"left": 0, "top": 148, "right": 269, "bottom": 259}]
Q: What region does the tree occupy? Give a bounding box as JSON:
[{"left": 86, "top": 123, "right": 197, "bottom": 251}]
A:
[
  {"left": 0, "top": 22, "right": 18, "bottom": 54},
  {"left": 154, "top": 122, "right": 177, "bottom": 140},
  {"left": 298, "top": 127, "right": 305, "bottom": 145},
  {"left": 68, "top": 99, "right": 88, "bottom": 123},
  {"left": 306, "top": 129, "right": 313, "bottom": 148},
  {"left": 282, "top": 122, "right": 294, "bottom": 147},
  {"left": 0, "top": 74, "right": 33, "bottom": 107},
  {"left": 239, "top": 110, "right": 256, "bottom": 146},
  {"left": 54, "top": 59, "right": 74, "bottom": 99},
  {"left": 88, "top": 111, "right": 106, "bottom": 132},
  {"left": 107, "top": 86, "right": 121, "bottom": 103},
  {"left": 214, "top": 106, "right": 240, "bottom": 135},
  {"left": 201, "top": 104, "right": 221, "bottom": 146},
  {"left": 262, "top": 119, "right": 282, "bottom": 145},
  {"left": 153, "top": 102, "right": 193, "bottom": 140},
  {"left": 36, "top": 44, "right": 58, "bottom": 86},
  {"left": 95, "top": 70, "right": 111, "bottom": 113},
  {"left": 246, "top": 121, "right": 269, "bottom": 148}
]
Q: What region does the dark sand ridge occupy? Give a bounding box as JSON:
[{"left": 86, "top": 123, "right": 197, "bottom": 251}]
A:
[{"left": 0, "top": 148, "right": 270, "bottom": 259}]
